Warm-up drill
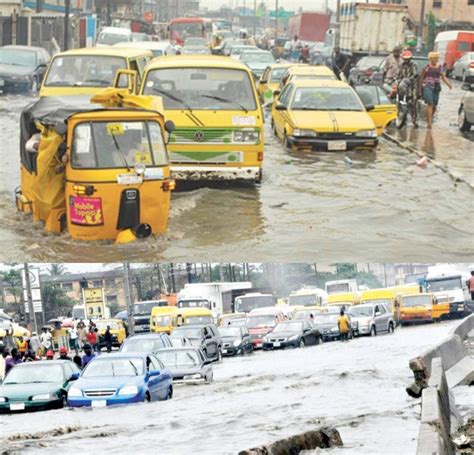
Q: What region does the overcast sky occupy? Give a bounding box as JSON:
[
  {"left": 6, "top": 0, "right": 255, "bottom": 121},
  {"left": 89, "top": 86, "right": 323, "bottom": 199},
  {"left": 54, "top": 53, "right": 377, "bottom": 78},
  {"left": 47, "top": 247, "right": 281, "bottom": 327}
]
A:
[{"left": 201, "top": 0, "right": 354, "bottom": 12}]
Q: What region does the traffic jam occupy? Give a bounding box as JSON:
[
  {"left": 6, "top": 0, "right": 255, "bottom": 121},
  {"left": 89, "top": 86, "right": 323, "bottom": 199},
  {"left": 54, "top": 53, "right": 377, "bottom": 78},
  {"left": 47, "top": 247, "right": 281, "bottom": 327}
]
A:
[
  {"left": 0, "top": 265, "right": 471, "bottom": 414},
  {"left": 0, "top": 5, "right": 472, "bottom": 248}
]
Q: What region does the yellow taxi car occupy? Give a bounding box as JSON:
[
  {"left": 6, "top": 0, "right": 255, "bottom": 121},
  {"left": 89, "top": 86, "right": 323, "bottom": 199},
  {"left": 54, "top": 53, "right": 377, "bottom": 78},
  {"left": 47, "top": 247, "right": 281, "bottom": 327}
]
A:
[
  {"left": 272, "top": 79, "right": 378, "bottom": 151},
  {"left": 40, "top": 47, "right": 152, "bottom": 97},
  {"left": 140, "top": 55, "right": 264, "bottom": 182},
  {"left": 95, "top": 319, "right": 127, "bottom": 348},
  {"left": 278, "top": 65, "right": 337, "bottom": 90},
  {"left": 353, "top": 84, "right": 397, "bottom": 135},
  {"left": 258, "top": 63, "right": 293, "bottom": 102}
]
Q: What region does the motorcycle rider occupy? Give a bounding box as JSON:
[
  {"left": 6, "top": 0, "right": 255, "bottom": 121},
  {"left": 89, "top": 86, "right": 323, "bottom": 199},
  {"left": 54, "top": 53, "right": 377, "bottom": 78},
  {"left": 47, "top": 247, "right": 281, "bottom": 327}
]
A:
[
  {"left": 397, "top": 50, "right": 419, "bottom": 127},
  {"left": 382, "top": 46, "right": 402, "bottom": 96}
]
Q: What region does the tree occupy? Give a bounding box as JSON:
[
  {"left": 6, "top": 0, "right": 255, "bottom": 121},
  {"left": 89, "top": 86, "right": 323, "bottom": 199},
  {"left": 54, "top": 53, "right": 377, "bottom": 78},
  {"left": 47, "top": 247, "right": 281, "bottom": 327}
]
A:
[
  {"left": 1, "top": 269, "right": 23, "bottom": 317},
  {"left": 48, "top": 264, "right": 68, "bottom": 276},
  {"left": 41, "top": 282, "right": 75, "bottom": 321}
]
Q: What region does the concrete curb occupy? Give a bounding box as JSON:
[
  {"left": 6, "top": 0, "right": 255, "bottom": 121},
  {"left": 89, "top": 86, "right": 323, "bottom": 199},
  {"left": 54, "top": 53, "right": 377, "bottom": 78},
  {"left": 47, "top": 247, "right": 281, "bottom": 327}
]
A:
[
  {"left": 383, "top": 132, "right": 474, "bottom": 190},
  {"left": 238, "top": 428, "right": 343, "bottom": 455}
]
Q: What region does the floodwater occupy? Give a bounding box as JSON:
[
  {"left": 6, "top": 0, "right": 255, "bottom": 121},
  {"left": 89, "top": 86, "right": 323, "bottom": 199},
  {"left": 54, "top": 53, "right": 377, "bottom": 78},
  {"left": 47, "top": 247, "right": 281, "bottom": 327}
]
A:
[
  {"left": 0, "top": 83, "right": 472, "bottom": 262},
  {"left": 0, "top": 322, "right": 455, "bottom": 454}
]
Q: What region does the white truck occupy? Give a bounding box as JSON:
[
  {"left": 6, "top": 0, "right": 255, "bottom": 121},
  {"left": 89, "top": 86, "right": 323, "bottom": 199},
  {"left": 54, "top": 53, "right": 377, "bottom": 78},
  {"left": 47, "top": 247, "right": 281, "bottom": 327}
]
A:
[
  {"left": 179, "top": 282, "right": 252, "bottom": 317},
  {"left": 288, "top": 287, "right": 328, "bottom": 306},
  {"left": 339, "top": 2, "right": 408, "bottom": 57},
  {"left": 425, "top": 265, "right": 469, "bottom": 319},
  {"left": 325, "top": 280, "right": 358, "bottom": 295}
]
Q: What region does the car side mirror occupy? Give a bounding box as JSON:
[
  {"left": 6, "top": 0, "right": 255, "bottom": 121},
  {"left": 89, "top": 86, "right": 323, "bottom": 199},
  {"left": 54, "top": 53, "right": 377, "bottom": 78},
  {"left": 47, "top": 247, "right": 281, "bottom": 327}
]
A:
[
  {"left": 365, "top": 104, "right": 375, "bottom": 111},
  {"left": 202, "top": 359, "right": 212, "bottom": 365},
  {"left": 273, "top": 89, "right": 281, "bottom": 96},
  {"left": 164, "top": 120, "right": 175, "bottom": 133},
  {"left": 148, "top": 369, "right": 160, "bottom": 376},
  {"left": 205, "top": 334, "right": 212, "bottom": 339},
  {"left": 260, "top": 79, "right": 268, "bottom": 84},
  {"left": 275, "top": 104, "right": 287, "bottom": 111},
  {"left": 69, "top": 372, "right": 80, "bottom": 381}
]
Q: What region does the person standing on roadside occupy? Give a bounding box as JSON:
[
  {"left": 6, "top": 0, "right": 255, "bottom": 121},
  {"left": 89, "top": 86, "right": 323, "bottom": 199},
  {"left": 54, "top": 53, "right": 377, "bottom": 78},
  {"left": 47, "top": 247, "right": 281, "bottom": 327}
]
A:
[
  {"left": 40, "top": 327, "right": 52, "bottom": 354},
  {"left": 69, "top": 326, "right": 80, "bottom": 355},
  {"left": 332, "top": 46, "right": 349, "bottom": 81},
  {"left": 86, "top": 327, "right": 98, "bottom": 352},
  {"left": 467, "top": 271, "right": 474, "bottom": 301},
  {"left": 29, "top": 331, "right": 41, "bottom": 354},
  {"left": 419, "top": 52, "right": 452, "bottom": 129},
  {"left": 337, "top": 309, "right": 351, "bottom": 342},
  {"left": 104, "top": 325, "right": 113, "bottom": 353}
]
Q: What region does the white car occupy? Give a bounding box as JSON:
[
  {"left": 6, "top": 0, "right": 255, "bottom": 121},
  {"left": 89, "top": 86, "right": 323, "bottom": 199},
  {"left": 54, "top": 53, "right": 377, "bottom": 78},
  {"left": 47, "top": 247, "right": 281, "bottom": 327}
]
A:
[
  {"left": 452, "top": 52, "right": 474, "bottom": 82},
  {"left": 96, "top": 27, "right": 132, "bottom": 47},
  {"left": 114, "top": 41, "right": 176, "bottom": 58},
  {"left": 459, "top": 82, "right": 474, "bottom": 132},
  {"left": 348, "top": 303, "right": 395, "bottom": 337}
]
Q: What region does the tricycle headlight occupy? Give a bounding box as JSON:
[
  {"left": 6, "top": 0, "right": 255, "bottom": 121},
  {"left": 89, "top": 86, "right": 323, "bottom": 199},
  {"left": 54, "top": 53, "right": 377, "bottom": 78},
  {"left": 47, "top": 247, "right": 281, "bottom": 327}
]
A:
[
  {"left": 356, "top": 129, "right": 377, "bottom": 138},
  {"left": 68, "top": 387, "right": 83, "bottom": 397},
  {"left": 32, "top": 393, "right": 53, "bottom": 401},
  {"left": 118, "top": 385, "right": 138, "bottom": 396},
  {"left": 183, "top": 374, "right": 202, "bottom": 380},
  {"left": 293, "top": 129, "right": 317, "bottom": 137},
  {"left": 233, "top": 339, "right": 242, "bottom": 347}
]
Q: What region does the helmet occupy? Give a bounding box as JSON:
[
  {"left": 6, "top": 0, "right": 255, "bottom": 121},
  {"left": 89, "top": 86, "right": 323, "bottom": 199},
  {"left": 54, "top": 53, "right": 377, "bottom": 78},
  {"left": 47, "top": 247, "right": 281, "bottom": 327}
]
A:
[
  {"left": 59, "top": 346, "right": 68, "bottom": 354},
  {"left": 402, "top": 50, "right": 412, "bottom": 60}
]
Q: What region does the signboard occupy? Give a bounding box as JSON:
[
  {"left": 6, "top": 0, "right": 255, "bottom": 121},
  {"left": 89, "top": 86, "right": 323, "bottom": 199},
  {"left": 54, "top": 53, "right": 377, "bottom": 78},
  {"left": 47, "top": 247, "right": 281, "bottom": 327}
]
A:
[
  {"left": 22, "top": 267, "right": 43, "bottom": 313},
  {"left": 82, "top": 287, "right": 105, "bottom": 318}
]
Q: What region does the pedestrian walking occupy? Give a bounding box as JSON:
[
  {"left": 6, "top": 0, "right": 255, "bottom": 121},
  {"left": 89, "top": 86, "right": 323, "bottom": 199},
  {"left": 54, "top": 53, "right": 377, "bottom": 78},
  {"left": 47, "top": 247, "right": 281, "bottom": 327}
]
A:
[
  {"left": 5, "top": 348, "right": 23, "bottom": 375},
  {"left": 29, "top": 331, "right": 41, "bottom": 354},
  {"left": 397, "top": 50, "right": 420, "bottom": 127},
  {"left": 467, "top": 271, "right": 474, "bottom": 301},
  {"left": 81, "top": 344, "right": 96, "bottom": 368},
  {"left": 69, "top": 326, "right": 80, "bottom": 355},
  {"left": 40, "top": 328, "right": 52, "bottom": 356},
  {"left": 86, "top": 328, "right": 98, "bottom": 352},
  {"left": 104, "top": 325, "right": 113, "bottom": 353},
  {"left": 78, "top": 325, "right": 88, "bottom": 347},
  {"left": 337, "top": 309, "right": 351, "bottom": 342},
  {"left": 59, "top": 346, "right": 72, "bottom": 361},
  {"left": 17, "top": 336, "right": 28, "bottom": 358},
  {"left": 332, "top": 46, "right": 349, "bottom": 81},
  {"left": 419, "top": 52, "right": 452, "bottom": 129},
  {"left": 290, "top": 35, "right": 302, "bottom": 62}
]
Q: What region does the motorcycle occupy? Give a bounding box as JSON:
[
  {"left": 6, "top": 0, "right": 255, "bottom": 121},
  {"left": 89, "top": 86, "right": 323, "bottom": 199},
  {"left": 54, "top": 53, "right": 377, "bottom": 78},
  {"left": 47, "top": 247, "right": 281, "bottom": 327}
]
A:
[{"left": 394, "top": 77, "right": 417, "bottom": 129}]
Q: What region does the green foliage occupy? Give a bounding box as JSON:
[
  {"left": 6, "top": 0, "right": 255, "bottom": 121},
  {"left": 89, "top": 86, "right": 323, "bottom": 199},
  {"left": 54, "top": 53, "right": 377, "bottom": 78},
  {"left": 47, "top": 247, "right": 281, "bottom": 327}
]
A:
[
  {"left": 41, "top": 283, "right": 75, "bottom": 321},
  {"left": 1, "top": 268, "right": 23, "bottom": 316}
]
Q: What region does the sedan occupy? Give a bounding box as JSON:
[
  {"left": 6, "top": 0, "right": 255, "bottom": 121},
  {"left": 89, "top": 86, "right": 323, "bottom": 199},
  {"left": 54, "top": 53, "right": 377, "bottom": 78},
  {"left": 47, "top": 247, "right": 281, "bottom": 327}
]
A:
[
  {"left": 239, "top": 50, "right": 275, "bottom": 80},
  {"left": 67, "top": 353, "right": 173, "bottom": 408},
  {"left": 348, "top": 56, "right": 385, "bottom": 86},
  {"left": 262, "top": 320, "right": 321, "bottom": 350},
  {"left": 459, "top": 82, "right": 474, "bottom": 132},
  {"left": 219, "top": 325, "right": 253, "bottom": 356},
  {"left": 0, "top": 45, "right": 50, "bottom": 93},
  {"left": 183, "top": 38, "right": 210, "bottom": 55},
  {"left": 313, "top": 313, "right": 346, "bottom": 341},
  {"left": 452, "top": 52, "right": 474, "bottom": 82},
  {"left": 156, "top": 347, "right": 213, "bottom": 383},
  {"left": 0, "top": 361, "right": 80, "bottom": 413},
  {"left": 120, "top": 333, "right": 173, "bottom": 353}
]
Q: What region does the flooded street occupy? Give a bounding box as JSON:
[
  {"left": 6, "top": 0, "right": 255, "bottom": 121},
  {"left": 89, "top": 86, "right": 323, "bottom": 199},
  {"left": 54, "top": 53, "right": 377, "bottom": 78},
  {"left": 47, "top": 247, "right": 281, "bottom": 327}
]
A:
[
  {"left": 0, "top": 82, "right": 472, "bottom": 263},
  {"left": 0, "top": 322, "right": 455, "bottom": 454}
]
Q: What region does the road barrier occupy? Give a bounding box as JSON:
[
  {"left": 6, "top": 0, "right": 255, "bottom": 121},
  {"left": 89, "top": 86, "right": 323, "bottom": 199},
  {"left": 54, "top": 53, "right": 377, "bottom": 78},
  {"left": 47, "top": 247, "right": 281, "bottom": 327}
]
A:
[{"left": 238, "top": 428, "right": 343, "bottom": 455}]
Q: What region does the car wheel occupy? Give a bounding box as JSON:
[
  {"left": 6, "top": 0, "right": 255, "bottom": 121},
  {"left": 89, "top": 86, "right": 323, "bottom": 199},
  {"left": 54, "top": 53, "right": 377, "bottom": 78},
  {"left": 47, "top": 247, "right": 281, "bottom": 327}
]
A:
[
  {"left": 388, "top": 322, "right": 395, "bottom": 334},
  {"left": 61, "top": 395, "right": 68, "bottom": 409},
  {"left": 206, "top": 372, "right": 213, "bottom": 383},
  {"left": 217, "top": 348, "right": 222, "bottom": 362},
  {"left": 458, "top": 106, "right": 471, "bottom": 132},
  {"left": 370, "top": 325, "right": 377, "bottom": 337},
  {"left": 166, "top": 386, "right": 173, "bottom": 400},
  {"left": 145, "top": 391, "right": 151, "bottom": 403},
  {"left": 283, "top": 134, "right": 292, "bottom": 151},
  {"left": 299, "top": 338, "right": 305, "bottom": 348},
  {"left": 462, "top": 72, "right": 467, "bottom": 83}
]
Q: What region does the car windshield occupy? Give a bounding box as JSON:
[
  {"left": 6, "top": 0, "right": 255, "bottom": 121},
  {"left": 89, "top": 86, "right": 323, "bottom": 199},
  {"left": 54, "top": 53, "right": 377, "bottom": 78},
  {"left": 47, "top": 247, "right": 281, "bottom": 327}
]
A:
[
  {"left": 3, "top": 364, "right": 63, "bottom": 384},
  {"left": 291, "top": 87, "right": 363, "bottom": 111},
  {"left": 349, "top": 306, "right": 374, "bottom": 317},
  {"left": 288, "top": 294, "right": 319, "bottom": 306},
  {"left": 121, "top": 338, "right": 166, "bottom": 353},
  {"left": 314, "top": 314, "right": 339, "bottom": 324},
  {"left": 426, "top": 278, "right": 462, "bottom": 292},
  {"left": 294, "top": 311, "right": 316, "bottom": 320},
  {"left": 357, "top": 56, "right": 384, "bottom": 70},
  {"left": 131, "top": 33, "right": 149, "bottom": 42},
  {"left": 219, "top": 327, "right": 242, "bottom": 337},
  {"left": 143, "top": 67, "right": 257, "bottom": 111},
  {"left": 402, "top": 295, "right": 432, "bottom": 307},
  {"left": 172, "top": 327, "right": 202, "bottom": 339},
  {"left": 153, "top": 315, "right": 174, "bottom": 327},
  {"left": 178, "top": 300, "right": 210, "bottom": 309},
  {"left": 241, "top": 52, "right": 275, "bottom": 64},
  {"left": 44, "top": 55, "right": 127, "bottom": 87},
  {"left": 185, "top": 38, "right": 206, "bottom": 47},
  {"left": 273, "top": 321, "right": 303, "bottom": 332},
  {"left": 98, "top": 32, "right": 130, "bottom": 45},
  {"left": 185, "top": 316, "right": 214, "bottom": 325},
  {"left": 231, "top": 46, "right": 256, "bottom": 55},
  {"left": 95, "top": 321, "right": 120, "bottom": 330},
  {"left": 158, "top": 349, "right": 201, "bottom": 367},
  {"left": 246, "top": 314, "right": 277, "bottom": 328},
  {"left": 270, "top": 67, "right": 288, "bottom": 82},
  {"left": 235, "top": 296, "right": 276, "bottom": 313},
  {"left": 0, "top": 48, "right": 37, "bottom": 67},
  {"left": 72, "top": 121, "right": 167, "bottom": 169},
  {"left": 83, "top": 358, "right": 143, "bottom": 377},
  {"left": 134, "top": 302, "right": 159, "bottom": 314}
]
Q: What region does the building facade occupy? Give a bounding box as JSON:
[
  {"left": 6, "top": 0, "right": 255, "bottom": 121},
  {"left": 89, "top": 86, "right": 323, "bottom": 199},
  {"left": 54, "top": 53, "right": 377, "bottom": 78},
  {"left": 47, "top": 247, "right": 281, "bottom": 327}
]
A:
[{"left": 403, "top": 0, "right": 474, "bottom": 27}]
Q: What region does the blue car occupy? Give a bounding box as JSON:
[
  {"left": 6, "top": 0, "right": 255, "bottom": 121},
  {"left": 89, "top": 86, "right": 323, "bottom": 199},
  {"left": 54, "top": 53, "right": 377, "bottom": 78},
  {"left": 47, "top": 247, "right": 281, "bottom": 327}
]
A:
[{"left": 67, "top": 352, "right": 173, "bottom": 408}]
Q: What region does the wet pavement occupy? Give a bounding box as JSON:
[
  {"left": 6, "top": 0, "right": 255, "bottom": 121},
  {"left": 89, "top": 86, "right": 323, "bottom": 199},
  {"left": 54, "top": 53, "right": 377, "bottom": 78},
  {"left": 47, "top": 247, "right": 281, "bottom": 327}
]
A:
[
  {"left": 0, "top": 83, "right": 472, "bottom": 263},
  {"left": 0, "top": 321, "right": 456, "bottom": 454}
]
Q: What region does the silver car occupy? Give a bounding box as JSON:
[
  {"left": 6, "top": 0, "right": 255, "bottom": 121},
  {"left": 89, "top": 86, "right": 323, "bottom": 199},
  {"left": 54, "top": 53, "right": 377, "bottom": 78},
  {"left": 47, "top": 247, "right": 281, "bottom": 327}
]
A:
[
  {"left": 452, "top": 52, "right": 474, "bottom": 82},
  {"left": 459, "top": 82, "right": 474, "bottom": 132},
  {"left": 348, "top": 303, "right": 395, "bottom": 337}
]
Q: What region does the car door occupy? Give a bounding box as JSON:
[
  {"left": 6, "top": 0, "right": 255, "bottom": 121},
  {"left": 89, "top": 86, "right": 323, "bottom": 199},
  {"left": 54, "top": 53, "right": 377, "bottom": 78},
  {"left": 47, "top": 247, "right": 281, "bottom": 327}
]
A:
[
  {"left": 272, "top": 84, "right": 294, "bottom": 139},
  {"left": 355, "top": 85, "right": 396, "bottom": 135},
  {"left": 242, "top": 327, "right": 251, "bottom": 351},
  {"left": 203, "top": 326, "right": 217, "bottom": 359},
  {"left": 147, "top": 355, "right": 165, "bottom": 400}
]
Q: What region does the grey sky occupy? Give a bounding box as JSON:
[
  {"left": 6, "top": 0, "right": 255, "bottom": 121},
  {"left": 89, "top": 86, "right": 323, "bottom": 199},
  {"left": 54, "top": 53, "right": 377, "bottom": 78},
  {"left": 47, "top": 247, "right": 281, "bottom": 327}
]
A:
[{"left": 201, "top": 0, "right": 353, "bottom": 12}]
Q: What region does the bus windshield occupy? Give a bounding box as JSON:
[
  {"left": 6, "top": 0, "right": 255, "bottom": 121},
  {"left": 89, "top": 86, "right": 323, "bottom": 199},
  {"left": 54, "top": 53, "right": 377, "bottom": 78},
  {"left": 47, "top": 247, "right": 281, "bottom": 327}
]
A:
[
  {"left": 177, "top": 300, "right": 211, "bottom": 309},
  {"left": 426, "top": 278, "right": 462, "bottom": 292},
  {"left": 235, "top": 295, "right": 275, "bottom": 313},
  {"left": 143, "top": 68, "right": 257, "bottom": 111},
  {"left": 288, "top": 294, "right": 319, "bottom": 306},
  {"left": 401, "top": 295, "right": 432, "bottom": 308},
  {"left": 170, "top": 21, "right": 208, "bottom": 44},
  {"left": 326, "top": 283, "right": 350, "bottom": 294}
]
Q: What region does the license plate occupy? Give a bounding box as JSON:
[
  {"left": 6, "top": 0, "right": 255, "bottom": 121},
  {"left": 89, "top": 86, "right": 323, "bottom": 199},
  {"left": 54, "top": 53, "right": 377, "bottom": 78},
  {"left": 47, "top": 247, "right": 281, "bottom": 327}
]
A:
[
  {"left": 117, "top": 174, "right": 142, "bottom": 185},
  {"left": 221, "top": 349, "right": 227, "bottom": 354},
  {"left": 273, "top": 341, "right": 281, "bottom": 347},
  {"left": 91, "top": 400, "right": 107, "bottom": 408},
  {"left": 328, "top": 141, "right": 347, "bottom": 151},
  {"left": 10, "top": 403, "right": 25, "bottom": 411}
]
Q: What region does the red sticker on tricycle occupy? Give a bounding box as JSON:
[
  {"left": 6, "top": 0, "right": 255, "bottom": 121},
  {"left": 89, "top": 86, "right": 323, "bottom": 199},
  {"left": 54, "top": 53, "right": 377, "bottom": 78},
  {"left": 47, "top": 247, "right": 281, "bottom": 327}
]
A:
[{"left": 69, "top": 196, "right": 104, "bottom": 226}]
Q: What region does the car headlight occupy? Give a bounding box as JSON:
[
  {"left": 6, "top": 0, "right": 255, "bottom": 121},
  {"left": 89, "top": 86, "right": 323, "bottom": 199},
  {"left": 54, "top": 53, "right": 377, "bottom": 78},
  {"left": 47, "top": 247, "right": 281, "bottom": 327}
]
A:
[
  {"left": 233, "top": 339, "right": 242, "bottom": 347},
  {"left": 233, "top": 129, "right": 259, "bottom": 143},
  {"left": 0, "top": 397, "right": 6, "bottom": 403},
  {"left": 11, "top": 75, "right": 29, "bottom": 81},
  {"left": 32, "top": 393, "right": 54, "bottom": 401},
  {"left": 293, "top": 129, "right": 318, "bottom": 137},
  {"left": 118, "top": 385, "right": 138, "bottom": 396},
  {"left": 68, "top": 387, "right": 82, "bottom": 397},
  {"left": 330, "top": 327, "right": 339, "bottom": 333},
  {"left": 356, "top": 129, "right": 377, "bottom": 138},
  {"left": 183, "top": 374, "right": 202, "bottom": 380}
]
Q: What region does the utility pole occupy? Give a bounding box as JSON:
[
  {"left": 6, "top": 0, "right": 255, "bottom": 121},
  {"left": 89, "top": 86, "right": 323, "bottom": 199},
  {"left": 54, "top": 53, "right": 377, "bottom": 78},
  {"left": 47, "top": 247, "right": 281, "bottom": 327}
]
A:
[
  {"left": 253, "top": 0, "right": 257, "bottom": 37},
  {"left": 417, "top": 0, "right": 426, "bottom": 52},
  {"left": 335, "top": 0, "right": 341, "bottom": 47},
  {"left": 123, "top": 263, "right": 134, "bottom": 336},
  {"left": 63, "top": 0, "right": 70, "bottom": 51},
  {"left": 23, "top": 263, "right": 38, "bottom": 334},
  {"left": 274, "top": 0, "right": 278, "bottom": 40}
]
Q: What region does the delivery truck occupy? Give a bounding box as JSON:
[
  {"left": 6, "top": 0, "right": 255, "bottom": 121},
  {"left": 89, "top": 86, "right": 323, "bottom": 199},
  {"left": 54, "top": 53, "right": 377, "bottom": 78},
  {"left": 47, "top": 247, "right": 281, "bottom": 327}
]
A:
[
  {"left": 339, "top": 2, "right": 408, "bottom": 57},
  {"left": 288, "top": 12, "right": 330, "bottom": 43}
]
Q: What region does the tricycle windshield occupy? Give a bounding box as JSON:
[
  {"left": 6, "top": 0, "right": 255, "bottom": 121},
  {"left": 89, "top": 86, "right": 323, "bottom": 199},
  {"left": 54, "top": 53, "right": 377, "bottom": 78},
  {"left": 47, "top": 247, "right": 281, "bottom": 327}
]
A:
[{"left": 71, "top": 120, "right": 168, "bottom": 169}]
